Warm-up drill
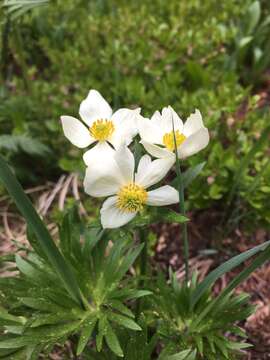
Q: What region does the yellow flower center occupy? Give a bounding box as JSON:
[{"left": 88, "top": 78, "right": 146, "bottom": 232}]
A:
[
  {"left": 89, "top": 119, "right": 115, "bottom": 141},
  {"left": 117, "top": 183, "right": 147, "bottom": 213},
  {"left": 162, "top": 130, "right": 186, "bottom": 151}
]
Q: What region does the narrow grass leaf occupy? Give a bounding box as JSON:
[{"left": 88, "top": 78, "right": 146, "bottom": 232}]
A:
[{"left": 191, "top": 240, "right": 270, "bottom": 307}]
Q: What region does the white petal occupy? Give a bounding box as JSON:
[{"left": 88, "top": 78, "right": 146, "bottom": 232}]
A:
[
  {"left": 137, "top": 154, "right": 152, "bottom": 175},
  {"left": 110, "top": 108, "right": 139, "bottom": 149},
  {"left": 79, "top": 89, "right": 112, "bottom": 126},
  {"left": 110, "top": 127, "right": 137, "bottom": 149},
  {"left": 177, "top": 128, "right": 209, "bottom": 159},
  {"left": 114, "top": 145, "right": 134, "bottom": 183},
  {"left": 138, "top": 117, "right": 163, "bottom": 144},
  {"left": 83, "top": 168, "right": 122, "bottom": 198},
  {"left": 83, "top": 141, "right": 115, "bottom": 166},
  {"left": 111, "top": 108, "right": 140, "bottom": 128},
  {"left": 161, "top": 106, "right": 183, "bottom": 133},
  {"left": 135, "top": 157, "right": 174, "bottom": 189},
  {"left": 150, "top": 110, "right": 163, "bottom": 127},
  {"left": 140, "top": 140, "right": 173, "bottom": 159},
  {"left": 183, "top": 109, "right": 204, "bottom": 137},
  {"left": 61, "top": 115, "right": 93, "bottom": 148},
  {"left": 146, "top": 185, "right": 179, "bottom": 206},
  {"left": 133, "top": 112, "right": 145, "bottom": 130},
  {"left": 101, "top": 196, "right": 137, "bottom": 228},
  {"left": 83, "top": 145, "right": 124, "bottom": 197}
]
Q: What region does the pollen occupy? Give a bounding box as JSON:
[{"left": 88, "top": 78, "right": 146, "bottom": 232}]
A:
[
  {"left": 117, "top": 183, "right": 147, "bottom": 213},
  {"left": 162, "top": 130, "right": 186, "bottom": 151},
  {"left": 89, "top": 119, "right": 115, "bottom": 141}
]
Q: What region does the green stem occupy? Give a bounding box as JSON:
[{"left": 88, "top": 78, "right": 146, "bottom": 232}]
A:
[
  {"left": 140, "top": 229, "right": 148, "bottom": 279},
  {"left": 172, "top": 119, "right": 189, "bottom": 283},
  {"left": 135, "top": 228, "right": 147, "bottom": 318}
]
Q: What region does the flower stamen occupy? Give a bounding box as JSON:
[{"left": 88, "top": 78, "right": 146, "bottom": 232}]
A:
[
  {"left": 117, "top": 183, "right": 147, "bottom": 212},
  {"left": 163, "top": 130, "right": 186, "bottom": 151},
  {"left": 90, "top": 119, "right": 115, "bottom": 141}
]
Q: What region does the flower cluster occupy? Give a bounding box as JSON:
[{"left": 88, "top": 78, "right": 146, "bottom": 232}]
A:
[{"left": 61, "top": 90, "right": 209, "bottom": 228}]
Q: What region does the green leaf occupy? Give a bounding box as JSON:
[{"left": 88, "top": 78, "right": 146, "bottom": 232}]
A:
[
  {"left": 182, "top": 162, "right": 206, "bottom": 188},
  {"left": 216, "top": 242, "right": 270, "bottom": 303},
  {"left": 165, "top": 349, "right": 197, "bottom": 360},
  {"left": 0, "top": 307, "right": 26, "bottom": 325},
  {"left": 96, "top": 316, "right": 107, "bottom": 352},
  {"left": 111, "top": 289, "right": 152, "bottom": 300},
  {"left": 76, "top": 315, "right": 97, "bottom": 355},
  {"left": 157, "top": 208, "right": 189, "bottom": 224},
  {"left": 171, "top": 163, "right": 206, "bottom": 190},
  {"left": 2, "top": 0, "right": 49, "bottom": 21},
  {"left": 238, "top": 36, "right": 253, "bottom": 48},
  {"left": 227, "top": 341, "right": 252, "bottom": 350},
  {"left": 133, "top": 208, "right": 188, "bottom": 227},
  {"left": 247, "top": 1, "right": 261, "bottom": 34},
  {"left": 31, "top": 312, "right": 78, "bottom": 327},
  {"left": 113, "top": 243, "right": 144, "bottom": 284},
  {"left": 227, "top": 125, "right": 270, "bottom": 206},
  {"left": 108, "top": 313, "right": 141, "bottom": 331},
  {"left": 19, "top": 297, "right": 62, "bottom": 312},
  {"left": 104, "top": 322, "right": 123, "bottom": 357},
  {"left": 83, "top": 227, "right": 104, "bottom": 260},
  {"left": 0, "top": 135, "right": 50, "bottom": 156},
  {"left": 0, "top": 336, "right": 36, "bottom": 349},
  {"left": 108, "top": 300, "right": 135, "bottom": 318},
  {"left": 191, "top": 240, "right": 270, "bottom": 307},
  {"left": 0, "top": 155, "right": 83, "bottom": 308},
  {"left": 194, "top": 336, "right": 203, "bottom": 355}
]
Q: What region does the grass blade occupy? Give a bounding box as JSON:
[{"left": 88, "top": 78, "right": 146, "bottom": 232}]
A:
[
  {"left": 217, "top": 242, "right": 270, "bottom": 301},
  {"left": 191, "top": 240, "right": 270, "bottom": 307}
]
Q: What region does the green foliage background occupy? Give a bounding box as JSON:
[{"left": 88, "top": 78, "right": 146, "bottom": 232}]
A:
[{"left": 1, "top": 0, "right": 270, "bottom": 226}]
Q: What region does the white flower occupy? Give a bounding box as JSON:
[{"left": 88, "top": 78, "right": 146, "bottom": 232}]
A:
[
  {"left": 61, "top": 89, "right": 140, "bottom": 165},
  {"left": 139, "top": 106, "right": 209, "bottom": 160},
  {"left": 83, "top": 145, "right": 179, "bottom": 229}
]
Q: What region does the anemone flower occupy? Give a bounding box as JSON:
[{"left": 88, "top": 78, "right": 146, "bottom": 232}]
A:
[
  {"left": 61, "top": 89, "right": 140, "bottom": 165},
  {"left": 83, "top": 145, "right": 178, "bottom": 228},
  {"left": 139, "top": 106, "right": 209, "bottom": 160}
]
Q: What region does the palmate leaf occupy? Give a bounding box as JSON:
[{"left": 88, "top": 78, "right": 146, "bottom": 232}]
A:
[{"left": 0, "top": 155, "right": 83, "bottom": 307}]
